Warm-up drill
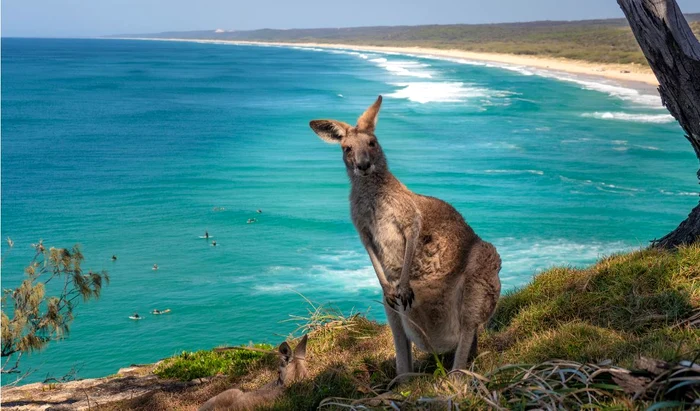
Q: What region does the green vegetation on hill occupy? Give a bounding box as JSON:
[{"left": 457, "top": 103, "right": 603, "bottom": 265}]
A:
[
  {"left": 104, "top": 244, "right": 699, "bottom": 410},
  {"left": 153, "top": 343, "right": 274, "bottom": 381},
  {"left": 120, "top": 15, "right": 700, "bottom": 65}
]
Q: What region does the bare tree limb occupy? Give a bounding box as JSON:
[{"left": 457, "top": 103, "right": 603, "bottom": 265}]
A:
[{"left": 618, "top": 0, "right": 700, "bottom": 248}]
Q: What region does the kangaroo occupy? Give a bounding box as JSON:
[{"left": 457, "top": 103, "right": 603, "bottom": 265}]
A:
[
  {"left": 199, "top": 335, "right": 308, "bottom": 411},
  {"left": 310, "top": 96, "right": 501, "bottom": 373}
]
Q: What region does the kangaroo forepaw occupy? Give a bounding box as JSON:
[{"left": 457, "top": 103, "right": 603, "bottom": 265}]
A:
[
  {"left": 394, "top": 283, "right": 414, "bottom": 310},
  {"left": 383, "top": 289, "right": 398, "bottom": 310}
]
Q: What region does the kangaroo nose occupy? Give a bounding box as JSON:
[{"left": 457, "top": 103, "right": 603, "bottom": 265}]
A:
[{"left": 357, "top": 159, "right": 371, "bottom": 171}]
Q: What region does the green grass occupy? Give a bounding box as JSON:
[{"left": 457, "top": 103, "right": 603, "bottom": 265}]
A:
[
  {"left": 486, "top": 245, "right": 699, "bottom": 367},
  {"left": 153, "top": 343, "right": 274, "bottom": 381},
  {"left": 110, "top": 244, "right": 699, "bottom": 410}
]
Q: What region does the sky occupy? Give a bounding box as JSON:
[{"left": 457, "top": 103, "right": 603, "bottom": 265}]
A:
[{"left": 2, "top": 0, "right": 699, "bottom": 38}]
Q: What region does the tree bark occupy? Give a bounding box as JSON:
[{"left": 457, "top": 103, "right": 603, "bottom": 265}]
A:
[{"left": 618, "top": 0, "right": 700, "bottom": 248}]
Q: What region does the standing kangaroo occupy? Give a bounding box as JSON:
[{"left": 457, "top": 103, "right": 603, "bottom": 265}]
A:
[
  {"left": 310, "top": 96, "right": 501, "bottom": 373},
  {"left": 199, "top": 335, "right": 308, "bottom": 411}
]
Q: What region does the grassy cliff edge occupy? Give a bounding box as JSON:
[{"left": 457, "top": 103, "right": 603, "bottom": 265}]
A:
[{"left": 101, "top": 244, "right": 700, "bottom": 410}]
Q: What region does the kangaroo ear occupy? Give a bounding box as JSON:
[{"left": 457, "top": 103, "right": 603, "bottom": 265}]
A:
[
  {"left": 356, "top": 95, "right": 382, "bottom": 132},
  {"left": 278, "top": 341, "right": 293, "bottom": 363},
  {"left": 293, "top": 334, "right": 308, "bottom": 359},
  {"left": 309, "top": 120, "right": 350, "bottom": 144}
]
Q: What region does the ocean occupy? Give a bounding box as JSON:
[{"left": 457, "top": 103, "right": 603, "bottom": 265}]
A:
[{"left": 1, "top": 38, "right": 698, "bottom": 384}]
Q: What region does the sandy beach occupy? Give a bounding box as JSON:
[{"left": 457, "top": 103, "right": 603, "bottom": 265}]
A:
[{"left": 125, "top": 38, "right": 659, "bottom": 89}]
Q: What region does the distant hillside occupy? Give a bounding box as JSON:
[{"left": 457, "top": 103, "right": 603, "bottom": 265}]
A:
[{"left": 112, "top": 15, "right": 700, "bottom": 65}]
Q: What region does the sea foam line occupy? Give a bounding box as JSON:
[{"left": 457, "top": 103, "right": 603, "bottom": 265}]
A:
[
  {"left": 385, "top": 82, "right": 495, "bottom": 104},
  {"left": 368, "top": 57, "right": 433, "bottom": 78},
  {"left": 581, "top": 112, "right": 674, "bottom": 124},
  {"left": 559, "top": 175, "right": 643, "bottom": 193},
  {"left": 484, "top": 169, "right": 544, "bottom": 176}
]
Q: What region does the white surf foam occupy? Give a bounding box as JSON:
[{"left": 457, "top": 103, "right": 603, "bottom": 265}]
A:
[
  {"left": 435, "top": 57, "right": 536, "bottom": 76},
  {"left": 342, "top": 50, "right": 369, "bottom": 59},
  {"left": 559, "top": 175, "right": 642, "bottom": 194},
  {"left": 386, "top": 82, "right": 497, "bottom": 104},
  {"left": 660, "top": 189, "right": 700, "bottom": 197},
  {"left": 369, "top": 57, "right": 433, "bottom": 78},
  {"left": 610, "top": 140, "right": 662, "bottom": 152},
  {"left": 254, "top": 251, "right": 380, "bottom": 296},
  {"left": 289, "top": 46, "right": 326, "bottom": 52},
  {"left": 582, "top": 112, "right": 675, "bottom": 124},
  {"left": 289, "top": 46, "right": 376, "bottom": 62},
  {"left": 253, "top": 283, "right": 298, "bottom": 294},
  {"left": 484, "top": 169, "right": 544, "bottom": 176},
  {"left": 636, "top": 145, "right": 661, "bottom": 151},
  {"left": 560, "top": 138, "right": 593, "bottom": 144},
  {"left": 309, "top": 265, "right": 379, "bottom": 293},
  {"left": 482, "top": 142, "right": 522, "bottom": 150},
  {"left": 558, "top": 78, "right": 662, "bottom": 107}
]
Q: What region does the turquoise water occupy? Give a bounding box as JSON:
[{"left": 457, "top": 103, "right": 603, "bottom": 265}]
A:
[{"left": 1, "top": 38, "right": 698, "bottom": 384}]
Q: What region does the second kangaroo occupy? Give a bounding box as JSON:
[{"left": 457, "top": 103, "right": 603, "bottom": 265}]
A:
[
  {"left": 199, "top": 335, "right": 308, "bottom": 411},
  {"left": 310, "top": 96, "right": 501, "bottom": 373}
]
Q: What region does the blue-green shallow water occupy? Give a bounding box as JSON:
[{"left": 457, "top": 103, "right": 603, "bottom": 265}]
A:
[{"left": 2, "top": 38, "right": 698, "bottom": 384}]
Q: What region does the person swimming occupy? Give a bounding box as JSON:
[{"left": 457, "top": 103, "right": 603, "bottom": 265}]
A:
[
  {"left": 247, "top": 218, "right": 257, "bottom": 224},
  {"left": 256, "top": 209, "right": 262, "bottom": 214},
  {"left": 112, "top": 255, "right": 117, "bottom": 261},
  {"left": 151, "top": 308, "right": 171, "bottom": 315}
]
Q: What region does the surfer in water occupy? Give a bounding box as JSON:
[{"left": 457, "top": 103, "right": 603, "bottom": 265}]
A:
[
  {"left": 153, "top": 264, "right": 158, "bottom": 270},
  {"left": 212, "top": 240, "right": 217, "bottom": 246},
  {"left": 151, "top": 309, "right": 170, "bottom": 315},
  {"left": 112, "top": 255, "right": 117, "bottom": 261},
  {"left": 205, "top": 231, "right": 209, "bottom": 239},
  {"left": 132, "top": 313, "right": 141, "bottom": 319}
]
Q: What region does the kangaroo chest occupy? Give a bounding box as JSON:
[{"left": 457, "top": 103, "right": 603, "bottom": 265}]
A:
[{"left": 351, "top": 197, "right": 406, "bottom": 277}]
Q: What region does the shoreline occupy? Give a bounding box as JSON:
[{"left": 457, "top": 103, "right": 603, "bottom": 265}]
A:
[{"left": 117, "top": 38, "right": 660, "bottom": 92}]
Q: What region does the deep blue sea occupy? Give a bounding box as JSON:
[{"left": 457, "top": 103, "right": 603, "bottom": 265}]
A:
[{"left": 2, "top": 38, "right": 698, "bottom": 384}]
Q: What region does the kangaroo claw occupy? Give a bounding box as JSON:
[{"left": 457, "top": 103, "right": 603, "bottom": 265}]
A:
[
  {"left": 395, "top": 283, "right": 414, "bottom": 310},
  {"left": 384, "top": 291, "right": 398, "bottom": 310}
]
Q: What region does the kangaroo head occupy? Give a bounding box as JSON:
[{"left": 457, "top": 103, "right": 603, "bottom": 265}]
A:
[
  {"left": 276, "top": 334, "right": 308, "bottom": 386},
  {"left": 310, "top": 96, "right": 388, "bottom": 178}
]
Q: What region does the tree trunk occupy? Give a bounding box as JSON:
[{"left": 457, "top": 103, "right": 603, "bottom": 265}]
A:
[{"left": 617, "top": 0, "right": 700, "bottom": 248}]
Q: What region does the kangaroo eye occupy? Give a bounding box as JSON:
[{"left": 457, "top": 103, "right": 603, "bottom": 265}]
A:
[
  {"left": 344, "top": 146, "right": 352, "bottom": 153},
  {"left": 368, "top": 141, "right": 376, "bottom": 148}
]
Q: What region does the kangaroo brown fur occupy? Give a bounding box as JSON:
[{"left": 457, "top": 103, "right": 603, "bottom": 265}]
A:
[
  {"left": 198, "top": 335, "right": 308, "bottom": 411},
  {"left": 310, "top": 97, "right": 501, "bottom": 373}
]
